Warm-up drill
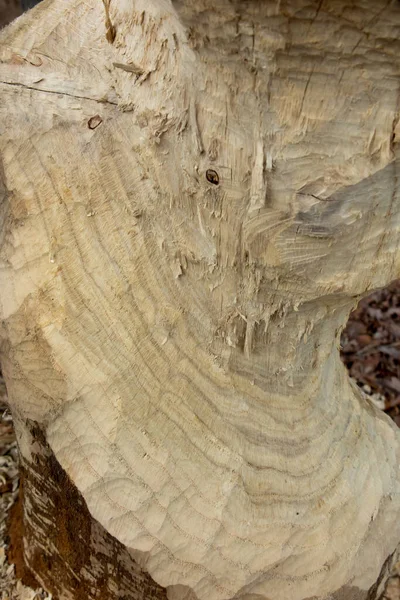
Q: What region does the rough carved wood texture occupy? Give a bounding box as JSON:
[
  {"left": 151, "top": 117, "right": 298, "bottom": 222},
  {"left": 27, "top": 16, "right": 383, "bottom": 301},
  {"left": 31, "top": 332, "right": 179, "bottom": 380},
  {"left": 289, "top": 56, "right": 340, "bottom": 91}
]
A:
[
  {"left": 10, "top": 419, "right": 399, "bottom": 600},
  {"left": 1, "top": 1, "right": 400, "bottom": 599}
]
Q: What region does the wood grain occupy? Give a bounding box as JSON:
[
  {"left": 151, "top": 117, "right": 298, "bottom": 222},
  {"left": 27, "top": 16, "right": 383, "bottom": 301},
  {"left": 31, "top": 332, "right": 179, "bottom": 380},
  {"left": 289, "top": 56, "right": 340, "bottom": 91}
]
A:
[{"left": 1, "top": 1, "right": 400, "bottom": 599}]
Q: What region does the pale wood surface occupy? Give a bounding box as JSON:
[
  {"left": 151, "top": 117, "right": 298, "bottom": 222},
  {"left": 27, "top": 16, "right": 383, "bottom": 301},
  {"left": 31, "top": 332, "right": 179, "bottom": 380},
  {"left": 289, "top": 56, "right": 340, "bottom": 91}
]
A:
[{"left": 1, "top": 1, "right": 400, "bottom": 599}]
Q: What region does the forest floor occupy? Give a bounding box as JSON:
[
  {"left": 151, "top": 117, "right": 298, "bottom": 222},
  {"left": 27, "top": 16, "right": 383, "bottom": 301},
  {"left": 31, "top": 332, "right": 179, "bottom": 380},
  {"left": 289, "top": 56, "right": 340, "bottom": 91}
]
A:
[{"left": 341, "top": 280, "right": 400, "bottom": 426}]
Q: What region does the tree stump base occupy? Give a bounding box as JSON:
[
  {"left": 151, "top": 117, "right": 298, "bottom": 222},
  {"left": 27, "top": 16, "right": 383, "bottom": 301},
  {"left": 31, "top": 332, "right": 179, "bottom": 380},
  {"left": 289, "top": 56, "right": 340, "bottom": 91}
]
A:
[{"left": 8, "top": 421, "right": 167, "bottom": 600}]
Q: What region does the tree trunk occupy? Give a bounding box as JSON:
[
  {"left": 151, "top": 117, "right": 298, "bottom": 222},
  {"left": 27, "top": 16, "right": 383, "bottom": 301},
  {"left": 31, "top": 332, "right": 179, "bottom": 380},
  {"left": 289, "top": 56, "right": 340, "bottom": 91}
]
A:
[
  {"left": 9, "top": 418, "right": 167, "bottom": 600},
  {"left": 1, "top": 1, "right": 400, "bottom": 599}
]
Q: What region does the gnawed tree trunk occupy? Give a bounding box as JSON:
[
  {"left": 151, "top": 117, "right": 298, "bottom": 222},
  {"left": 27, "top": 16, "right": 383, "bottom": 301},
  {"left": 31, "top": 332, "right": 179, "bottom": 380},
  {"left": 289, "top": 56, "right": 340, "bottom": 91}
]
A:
[{"left": 1, "top": 0, "right": 400, "bottom": 599}]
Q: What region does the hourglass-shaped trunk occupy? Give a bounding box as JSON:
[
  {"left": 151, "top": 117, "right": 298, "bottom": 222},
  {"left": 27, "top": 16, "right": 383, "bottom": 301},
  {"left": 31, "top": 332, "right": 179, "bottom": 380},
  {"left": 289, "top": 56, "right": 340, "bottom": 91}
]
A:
[{"left": 1, "top": 1, "right": 400, "bottom": 599}]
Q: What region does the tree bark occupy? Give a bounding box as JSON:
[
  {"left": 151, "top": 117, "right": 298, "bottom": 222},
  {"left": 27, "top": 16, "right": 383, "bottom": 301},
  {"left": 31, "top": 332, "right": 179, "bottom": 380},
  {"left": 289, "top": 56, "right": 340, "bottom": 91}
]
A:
[
  {"left": 9, "top": 418, "right": 167, "bottom": 600},
  {"left": 1, "top": 1, "right": 400, "bottom": 599}
]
